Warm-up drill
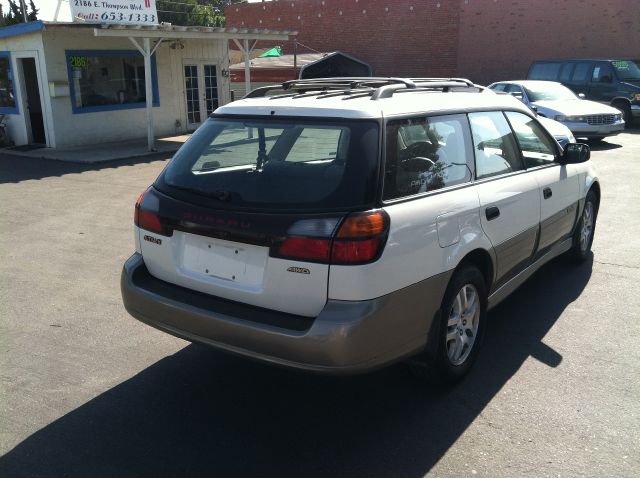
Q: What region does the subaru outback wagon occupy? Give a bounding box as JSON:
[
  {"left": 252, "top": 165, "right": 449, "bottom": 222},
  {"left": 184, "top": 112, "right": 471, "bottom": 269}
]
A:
[{"left": 121, "top": 78, "right": 600, "bottom": 383}]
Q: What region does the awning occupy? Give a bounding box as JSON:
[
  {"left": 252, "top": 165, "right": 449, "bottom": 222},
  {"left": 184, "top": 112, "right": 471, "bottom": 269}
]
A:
[{"left": 93, "top": 24, "right": 298, "bottom": 151}]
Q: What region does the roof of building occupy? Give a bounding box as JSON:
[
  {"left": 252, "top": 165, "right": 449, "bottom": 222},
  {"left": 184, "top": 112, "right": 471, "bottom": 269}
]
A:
[
  {"left": 0, "top": 20, "right": 297, "bottom": 41},
  {"left": 216, "top": 78, "right": 532, "bottom": 119}
]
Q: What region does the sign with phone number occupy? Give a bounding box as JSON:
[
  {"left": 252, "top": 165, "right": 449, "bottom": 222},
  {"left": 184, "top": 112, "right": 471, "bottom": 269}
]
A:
[{"left": 70, "top": 0, "right": 158, "bottom": 25}]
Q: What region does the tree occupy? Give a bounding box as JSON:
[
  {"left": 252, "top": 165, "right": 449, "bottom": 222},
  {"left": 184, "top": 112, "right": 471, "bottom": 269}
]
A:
[
  {"left": 0, "top": 0, "right": 38, "bottom": 26},
  {"left": 157, "top": 1, "right": 245, "bottom": 27}
]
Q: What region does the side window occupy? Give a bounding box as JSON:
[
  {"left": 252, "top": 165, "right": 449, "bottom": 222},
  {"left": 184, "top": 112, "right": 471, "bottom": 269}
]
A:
[
  {"left": 468, "top": 112, "right": 523, "bottom": 179},
  {"left": 505, "top": 112, "right": 557, "bottom": 168},
  {"left": 570, "top": 62, "right": 591, "bottom": 84},
  {"left": 591, "top": 62, "right": 614, "bottom": 83},
  {"left": 529, "top": 62, "right": 561, "bottom": 80},
  {"left": 559, "top": 63, "right": 574, "bottom": 82},
  {"left": 490, "top": 83, "right": 507, "bottom": 92},
  {"left": 383, "top": 114, "right": 473, "bottom": 200}
]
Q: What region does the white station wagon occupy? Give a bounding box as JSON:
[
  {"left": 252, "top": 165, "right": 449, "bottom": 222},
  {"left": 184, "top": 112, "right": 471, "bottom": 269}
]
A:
[{"left": 121, "top": 78, "right": 600, "bottom": 383}]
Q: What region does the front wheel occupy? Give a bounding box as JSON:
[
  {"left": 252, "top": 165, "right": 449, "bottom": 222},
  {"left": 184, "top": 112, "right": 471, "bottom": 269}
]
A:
[
  {"left": 613, "top": 101, "right": 633, "bottom": 127},
  {"left": 569, "top": 190, "right": 598, "bottom": 262}
]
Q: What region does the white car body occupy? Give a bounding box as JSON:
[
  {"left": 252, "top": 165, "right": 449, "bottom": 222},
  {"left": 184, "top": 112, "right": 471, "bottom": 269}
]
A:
[
  {"left": 121, "top": 78, "right": 600, "bottom": 378},
  {"left": 489, "top": 80, "right": 625, "bottom": 139}
]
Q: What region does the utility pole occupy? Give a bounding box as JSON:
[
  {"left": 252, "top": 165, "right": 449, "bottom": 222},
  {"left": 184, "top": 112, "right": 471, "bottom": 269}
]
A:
[{"left": 19, "top": 0, "right": 28, "bottom": 22}]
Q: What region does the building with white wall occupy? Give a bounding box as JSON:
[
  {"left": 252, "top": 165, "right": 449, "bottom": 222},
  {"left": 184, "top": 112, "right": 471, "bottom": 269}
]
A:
[{"left": 0, "top": 21, "right": 293, "bottom": 149}]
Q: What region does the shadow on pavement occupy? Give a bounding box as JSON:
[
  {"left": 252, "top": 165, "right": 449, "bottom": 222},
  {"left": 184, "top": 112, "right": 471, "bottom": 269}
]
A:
[
  {"left": 586, "top": 139, "right": 622, "bottom": 151},
  {"left": 0, "top": 152, "right": 170, "bottom": 184},
  {"left": 0, "top": 256, "right": 593, "bottom": 477}
]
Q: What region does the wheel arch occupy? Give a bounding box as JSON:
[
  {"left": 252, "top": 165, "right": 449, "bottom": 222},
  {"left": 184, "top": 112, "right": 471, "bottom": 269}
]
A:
[{"left": 456, "top": 248, "right": 495, "bottom": 292}]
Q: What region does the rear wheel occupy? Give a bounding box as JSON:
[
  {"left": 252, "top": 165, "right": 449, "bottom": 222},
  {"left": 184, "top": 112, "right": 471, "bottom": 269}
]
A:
[
  {"left": 569, "top": 190, "right": 598, "bottom": 262},
  {"left": 410, "top": 264, "right": 487, "bottom": 384}
]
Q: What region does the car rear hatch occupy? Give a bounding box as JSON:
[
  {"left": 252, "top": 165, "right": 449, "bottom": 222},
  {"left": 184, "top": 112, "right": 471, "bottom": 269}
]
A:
[{"left": 136, "top": 116, "right": 381, "bottom": 318}]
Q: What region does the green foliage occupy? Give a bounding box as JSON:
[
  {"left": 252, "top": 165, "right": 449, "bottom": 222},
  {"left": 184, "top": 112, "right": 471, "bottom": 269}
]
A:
[
  {"left": 157, "top": 1, "right": 245, "bottom": 27},
  {"left": 0, "top": 0, "right": 38, "bottom": 26}
]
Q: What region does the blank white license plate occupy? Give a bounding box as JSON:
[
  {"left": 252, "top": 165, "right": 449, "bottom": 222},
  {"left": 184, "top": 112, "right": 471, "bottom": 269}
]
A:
[{"left": 181, "top": 234, "right": 267, "bottom": 285}]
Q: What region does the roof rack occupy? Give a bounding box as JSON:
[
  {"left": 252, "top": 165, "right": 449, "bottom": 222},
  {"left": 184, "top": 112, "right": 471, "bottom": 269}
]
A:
[{"left": 243, "top": 77, "right": 485, "bottom": 101}]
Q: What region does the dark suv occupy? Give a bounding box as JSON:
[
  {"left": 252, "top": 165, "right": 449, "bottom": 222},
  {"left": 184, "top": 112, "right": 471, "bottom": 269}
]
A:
[{"left": 527, "top": 59, "right": 640, "bottom": 125}]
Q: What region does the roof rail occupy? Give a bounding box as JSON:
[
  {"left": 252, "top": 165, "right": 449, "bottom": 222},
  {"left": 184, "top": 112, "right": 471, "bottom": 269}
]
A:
[
  {"left": 244, "top": 77, "right": 417, "bottom": 98},
  {"left": 243, "top": 77, "right": 486, "bottom": 100}
]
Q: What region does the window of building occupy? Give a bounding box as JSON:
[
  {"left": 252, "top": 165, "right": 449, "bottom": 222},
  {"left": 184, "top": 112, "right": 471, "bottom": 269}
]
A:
[
  {"left": 505, "top": 112, "right": 557, "bottom": 168},
  {"left": 468, "top": 112, "right": 523, "bottom": 179},
  {"left": 66, "top": 50, "right": 159, "bottom": 113},
  {"left": 0, "top": 52, "right": 18, "bottom": 114},
  {"left": 383, "top": 114, "right": 473, "bottom": 200}
]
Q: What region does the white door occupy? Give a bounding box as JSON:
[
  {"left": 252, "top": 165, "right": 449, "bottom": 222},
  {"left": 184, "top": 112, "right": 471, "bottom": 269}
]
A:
[
  {"left": 469, "top": 111, "right": 541, "bottom": 283},
  {"left": 184, "top": 63, "right": 219, "bottom": 131}
]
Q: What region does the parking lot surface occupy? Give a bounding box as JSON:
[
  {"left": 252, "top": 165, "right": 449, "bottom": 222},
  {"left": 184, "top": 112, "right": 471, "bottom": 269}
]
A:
[{"left": 1, "top": 131, "right": 639, "bottom": 477}]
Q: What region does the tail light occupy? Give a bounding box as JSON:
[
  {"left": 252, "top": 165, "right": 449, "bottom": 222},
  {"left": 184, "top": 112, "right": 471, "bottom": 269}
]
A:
[
  {"left": 273, "top": 210, "right": 389, "bottom": 265},
  {"left": 134, "top": 188, "right": 171, "bottom": 236}
]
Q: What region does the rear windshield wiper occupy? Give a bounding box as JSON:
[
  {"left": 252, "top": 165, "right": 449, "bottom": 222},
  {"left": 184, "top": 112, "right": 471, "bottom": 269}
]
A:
[{"left": 168, "top": 184, "right": 232, "bottom": 202}]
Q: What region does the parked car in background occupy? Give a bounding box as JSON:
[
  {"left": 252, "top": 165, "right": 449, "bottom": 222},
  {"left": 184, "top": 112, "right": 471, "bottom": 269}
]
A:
[
  {"left": 489, "top": 80, "right": 625, "bottom": 141},
  {"left": 537, "top": 116, "right": 576, "bottom": 148},
  {"left": 527, "top": 59, "right": 640, "bottom": 125},
  {"left": 121, "top": 77, "right": 600, "bottom": 385}
]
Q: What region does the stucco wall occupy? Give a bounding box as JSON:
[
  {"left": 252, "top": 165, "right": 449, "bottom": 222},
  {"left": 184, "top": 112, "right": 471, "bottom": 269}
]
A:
[{"left": 41, "top": 27, "right": 230, "bottom": 148}]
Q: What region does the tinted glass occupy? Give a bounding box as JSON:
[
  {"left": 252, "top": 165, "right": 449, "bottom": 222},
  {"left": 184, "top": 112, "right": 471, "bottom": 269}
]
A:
[
  {"left": 611, "top": 60, "right": 640, "bottom": 80},
  {"left": 504, "top": 84, "right": 525, "bottom": 100},
  {"left": 490, "top": 83, "right": 507, "bottom": 92},
  {"left": 570, "top": 63, "right": 591, "bottom": 83},
  {"left": 592, "top": 62, "right": 614, "bottom": 83},
  {"left": 157, "top": 118, "right": 379, "bottom": 212},
  {"left": 523, "top": 83, "right": 577, "bottom": 101},
  {"left": 383, "top": 114, "right": 473, "bottom": 199},
  {"left": 529, "top": 62, "right": 561, "bottom": 80},
  {"left": 559, "top": 63, "right": 574, "bottom": 82},
  {"left": 505, "top": 112, "right": 557, "bottom": 168},
  {"left": 469, "top": 112, "right": 523, "bottom": 179}
]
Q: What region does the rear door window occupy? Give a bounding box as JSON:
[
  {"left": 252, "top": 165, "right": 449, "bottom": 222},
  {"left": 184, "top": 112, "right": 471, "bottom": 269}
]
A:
[
  {"left": 157, "top": 118, "right": 379, "bottom": 212},
  {"left": 383, "top": 114, "right": 473, "bottom": 200},
  {"left": 468, "top": 112, "right": 523, "bottom": 179},
  {"left": 559, "top": 63, "right": 574, "bottom": 82}
]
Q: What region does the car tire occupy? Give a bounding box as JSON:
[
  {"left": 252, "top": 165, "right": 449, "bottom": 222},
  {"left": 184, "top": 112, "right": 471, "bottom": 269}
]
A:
[
  {"left": 410, "top": 264, "right": 487, "bottom": 385},
  {"left": 613, "top": 101, "right": 633, "bottom": 127},
  {"left": 568, "top": 190, "right": 598, "bottom": 262}
]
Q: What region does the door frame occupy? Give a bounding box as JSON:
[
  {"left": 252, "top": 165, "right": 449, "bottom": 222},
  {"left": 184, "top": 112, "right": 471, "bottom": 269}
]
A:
[
  {"left": 182, "top": 59, "right": 220, "bottom": 132},
  {"left": 14, "top": 50, "right": 50, "bottom": 146}
]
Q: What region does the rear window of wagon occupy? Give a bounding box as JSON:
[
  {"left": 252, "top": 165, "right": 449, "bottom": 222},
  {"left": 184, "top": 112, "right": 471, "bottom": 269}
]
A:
[{"left": 156, "top": 117, "right": 380, "bottom": 213}]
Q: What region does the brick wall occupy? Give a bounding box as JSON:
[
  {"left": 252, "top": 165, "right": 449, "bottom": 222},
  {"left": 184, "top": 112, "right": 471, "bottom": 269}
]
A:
[
  {"left": 457, "top": 0, "right": 640, "bottom": 84},
  {"left": 225, "top": 0, "right": 640, "bottom": 85},
  {"left": 225, "top": 0, "right": 461, "bottom": 77}
]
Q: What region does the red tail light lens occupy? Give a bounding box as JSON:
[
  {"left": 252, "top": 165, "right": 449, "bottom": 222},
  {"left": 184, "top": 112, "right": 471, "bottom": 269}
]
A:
[
  {"left": 277, "top": 237, "right": 331, "bottom": 262},
  {"left": 331, "top": 237, "right": 383, "bottom": 263}
]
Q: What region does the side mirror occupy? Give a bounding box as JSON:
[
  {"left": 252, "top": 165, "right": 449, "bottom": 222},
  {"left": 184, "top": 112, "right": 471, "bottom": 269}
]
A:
[
  {"left": 530, "top": 105, "right": 539, "bottom": 116},
  {"left": 578, "top": 93, "right": 586, "bottom": 99},
  {"left": 559, "top": 143, "right": 590, "bottom": 164}
]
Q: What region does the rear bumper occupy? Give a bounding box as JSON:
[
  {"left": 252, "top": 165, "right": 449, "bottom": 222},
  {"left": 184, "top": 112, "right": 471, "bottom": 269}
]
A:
[{"left": 121, "top": 254, "right": 449, "bottom": 374}]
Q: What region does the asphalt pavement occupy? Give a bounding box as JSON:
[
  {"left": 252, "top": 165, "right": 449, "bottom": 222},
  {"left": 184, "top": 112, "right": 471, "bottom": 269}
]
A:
[{"left": 0, "top": 130, "right": 639, "bottom": 477}]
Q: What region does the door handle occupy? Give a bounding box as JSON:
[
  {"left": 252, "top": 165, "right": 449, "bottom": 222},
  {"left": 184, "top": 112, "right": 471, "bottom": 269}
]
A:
[
  {"left": 543, "top": 187, "right": 553, "bottom": 199},
  {"left": 485, "top": 206, "right": 500, "bottom": 221}
]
